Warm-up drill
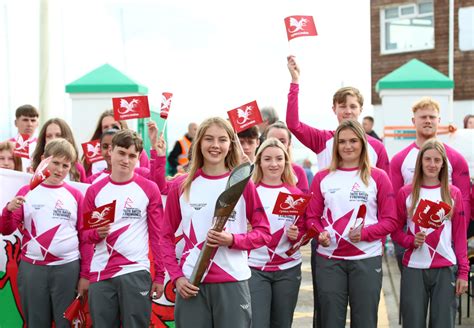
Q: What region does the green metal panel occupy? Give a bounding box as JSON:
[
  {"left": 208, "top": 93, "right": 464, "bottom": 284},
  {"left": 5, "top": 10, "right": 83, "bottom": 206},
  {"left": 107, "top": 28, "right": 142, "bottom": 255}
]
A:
[
  {"left": 376, "top": 59, "right": 454, "bottom": 91},
  {"left": 65, "top": 64, "right": 148, "bottom": 94},
  {"left": 137, "top": 111, "right": 169, "bottom": 174}
]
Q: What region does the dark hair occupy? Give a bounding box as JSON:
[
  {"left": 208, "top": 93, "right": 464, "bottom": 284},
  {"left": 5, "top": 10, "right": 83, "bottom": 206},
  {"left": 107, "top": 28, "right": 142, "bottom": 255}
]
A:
[
  {"left": 363, "top": 116, "right": 374, "bottom": 123},
  {"left": 260, "top": 106, "right": 279, "bottom": 125},
  {"left": 100, "top": 128, "right": 119, "bottom": 143},
  {"left": 464, "top": 114, "right": 474, "bottom": 128},
  {"left": 237, "top": 126, "right": 259, "bottom": 139},
  {"left": 111, "top": 130, "right": 143, "bottom": 154},
  {"left": 15, "top": 104, "right": 39, "bottom": 119},
  {"left": 31, "top": 118, "right": 81, "bottom": 181}
]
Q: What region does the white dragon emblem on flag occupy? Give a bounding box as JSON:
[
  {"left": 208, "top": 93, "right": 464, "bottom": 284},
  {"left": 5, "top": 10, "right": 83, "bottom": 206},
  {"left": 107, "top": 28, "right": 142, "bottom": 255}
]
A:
[
  {"left": 280, "top": 195, "right": 305, "bottom": 210},
  {"left": 287, "top": 17, "right": 308, "bottom": 33},
  {"left": 236, "top": 106, "right": 253, "bottom": 124},
  {"left": 118, "top": 99, "right": 139, "bottom": 114}
]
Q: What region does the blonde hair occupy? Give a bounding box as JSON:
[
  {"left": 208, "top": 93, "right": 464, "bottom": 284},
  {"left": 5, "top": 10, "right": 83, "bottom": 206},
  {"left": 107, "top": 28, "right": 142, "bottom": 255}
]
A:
[
  {"left": 333, "top": 86, "right": 364, "bottom": 107},
  {"left": 44, "top": 138, "right": 77, "bottom": 164},
  {"left": 181, "top": 117, "right": 240, "bottom": 200},
  {"left": 263, "top": 121, "right": 294, "bottom": 161},
  {"left": 409, "top": 139, "right": 453, "bottom": 218},
  {"left": 252, "top": 138, "right": 296, "bottom": 186},
  {"left": 412, "top": 97, "right": 440, "bottom": 114},
  {"left": 329, "top": 120, "right": 371, "bottom": 186},
  {"left": 0, "top": 141, "right": 22, "bottom": 171}
]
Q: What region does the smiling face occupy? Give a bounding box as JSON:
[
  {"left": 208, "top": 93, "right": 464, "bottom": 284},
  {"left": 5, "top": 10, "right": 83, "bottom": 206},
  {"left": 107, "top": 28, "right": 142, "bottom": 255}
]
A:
[
  {"left": 200, "top": 124, "right": 231, "bottom": 168},
  {"left": 421, "top": 148, "right": 443, "bottom": 181},
  {"left": 337, "top": 128, "right": 362, "bottom": 167},
  {"left": 44, "top": 156, "right": 72, "bottom": 185},
  {"left": 332, "top": 95, "right": 362, "bottom": 123},
  {"left": 260, "top": 146, "right": 285, "bottom": 183}
]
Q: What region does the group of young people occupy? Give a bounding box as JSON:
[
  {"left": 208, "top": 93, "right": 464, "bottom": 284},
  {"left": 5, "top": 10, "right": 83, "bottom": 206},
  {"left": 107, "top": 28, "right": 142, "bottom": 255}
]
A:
[{"left": 0, "top": 55, "right": 472, "bottom": 328}]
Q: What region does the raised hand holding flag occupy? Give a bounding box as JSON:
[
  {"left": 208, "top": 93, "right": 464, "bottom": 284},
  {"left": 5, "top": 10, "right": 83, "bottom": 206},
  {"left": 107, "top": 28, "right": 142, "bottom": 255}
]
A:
[
  {"left": 81, "top": 139, "right": 103, "bottom": 164},
  {"left": 112, "top": 95, "right": 150, "bottom": 120},
  {"left": 160, "top": 92, "right": 173, "bottom": 135},
  {"left": 227, "top": 100, "right": 263, "bottom": 133},
  {"left": 30, "top": 156, "right": 52, "bottom": 190}
]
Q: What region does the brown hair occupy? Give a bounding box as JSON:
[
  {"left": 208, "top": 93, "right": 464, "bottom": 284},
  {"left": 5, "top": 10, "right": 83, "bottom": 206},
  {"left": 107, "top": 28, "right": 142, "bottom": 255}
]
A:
[
  {"left": 15, "top": 104, "right": 39, "bottom": 119},
  {"left": 412, "top": 97, "right": 440, "bottom": 114},
  {"left": 409, "top": 139, "right": 453, "bottom": 218},
  {"left": 0, "top": 141, "right": 22, "bottom": 171},
  {"left": 31, "top": 118, "right": 81, "bottom": 181},
  {"left": 332, "top": 87, "right": 364, "bottom": 107},
  {"left": 463, "top": 114, "right": 474, "bottom": 128},
  {"left": 181, "top": 117, "right": 240, "bottom": 200},
  {"left": 252, "top": 138, "right": 296, "bottom": 186},
  {"left": 238, "top": 125, "right": 259, "bottom": 140},
  {"left": 263, "top": 121, "right": 293, "bottom": 160},
  {"left": 111, "top": 129, "right": 144, "bottom": 154},
  {"left": 329, "top": 120, "right": 371, "bottom": 186}
]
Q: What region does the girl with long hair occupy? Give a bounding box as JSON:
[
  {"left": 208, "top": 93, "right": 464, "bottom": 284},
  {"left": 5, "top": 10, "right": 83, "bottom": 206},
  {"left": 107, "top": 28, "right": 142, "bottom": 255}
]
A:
[
  {"left": 263, "top": 121, "right": 309, "bottom": 194},
  {"left": 160, "top": 117, "right": 271, "bottom": 328},
  {"left": 306, "top": 120, "right": 398, "bottom": 328},
  {"left": 0, "top": 141, "right": 22, "bottom": 171},
  {"left": 391, "top": 139, "right": 468, "bottom": 328},
  {"left": 31, "top": 118, "right": 86, "bottom": 182},
  {"left": 82, "top": 109, "right": 149, "bottom": 175},
  {"left": 247, "top": 137, "right": 307, "bottom": 328}
]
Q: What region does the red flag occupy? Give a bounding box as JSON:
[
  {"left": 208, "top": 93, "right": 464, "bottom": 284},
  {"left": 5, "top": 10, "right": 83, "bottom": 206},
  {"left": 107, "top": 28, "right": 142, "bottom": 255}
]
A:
[
  {"left": 29, "top": 156, "right": 52, "bottom": 190},
  {"left": 413, "top": 199, "right": 452, "bottom": 229},
  {"left": 351, "top": 204, "right": 367, "bottom": 235},
  {"left": 64, "top": 295, "right": 87, "bottom": 327},
  {"left": 284, "top": 15, "right": 318, "bottom": 41},
  {"left": 227, "top": 100, "right": 263, "bottom": 133},
  {"left": 272, "top": 192, "right": 312, "bottom": 216},
  {"left": 160, "top": 92, "right": 173, "bottom": 119},
  {"left": 286, "top": 225, "right": 320, "bottom": 256},
  {"left": 83, "top": 200, "right": 116, "bottom": 230},
  {"left": 13, "top": 134, "right": 30, "bottom": 159},
  {"left": 112, "top": 95, "right": 150, "bottom": 120},
  {"left": 81, "top": 139, "right": 103, "bottom": 164}
]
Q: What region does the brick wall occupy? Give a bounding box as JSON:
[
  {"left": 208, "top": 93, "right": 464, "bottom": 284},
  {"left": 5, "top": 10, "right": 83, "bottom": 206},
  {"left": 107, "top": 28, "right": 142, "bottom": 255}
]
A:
[{"left": 371, "top": 0, "right": 474, "bottom": 105}]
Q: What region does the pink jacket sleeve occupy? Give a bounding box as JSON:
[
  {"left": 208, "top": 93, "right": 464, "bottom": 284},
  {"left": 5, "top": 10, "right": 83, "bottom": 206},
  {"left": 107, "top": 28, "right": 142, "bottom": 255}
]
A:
[
  {"left": 286, "top": 83, "right": 334, "bottom": 154},
  {"left": 389, "top": 150, "right": 406, "bottom": 196},
  {"left": 150, "top": 150, "right": 169, "bottom": 194},
  {"left": 139, "top": 150, "right": 150, "bottom": 169},
  {"left": 446, "top": 145, "right": 471, "bottom": 224},
  {"left": 75, "top": 162, "right": 87, "bottom": 183},
  {"left": 232, "top": 181, "right": 272, "bottom": 250},
  {"left": 450, "top": 187, "right": 469, "bottom": 281},
  {"left": 286, "top": 185, "right": 308, "bottom": 242},
  {"left": 160, "top": 183, "right": 185, "bottom": 283},
  {"left": 390, "top": 186, "right": 415, "bottom": 249},
  {"left": 292, "top": 163, "right": 309, "bottom": 194},
  {"left": 367, "top": 136, "right": 390, "bottom": 176},
  {"left": 305, "top": 170, "right": 329, "bottom": 234},
  {"left": 137, "top": 177, "right": 165, "bottom": 284},
  {"left": 0, "top": 185, "right": 29, "bottom": 235},
  {"left": 361, "top": 169, "right": 398, "bottom": 242}
]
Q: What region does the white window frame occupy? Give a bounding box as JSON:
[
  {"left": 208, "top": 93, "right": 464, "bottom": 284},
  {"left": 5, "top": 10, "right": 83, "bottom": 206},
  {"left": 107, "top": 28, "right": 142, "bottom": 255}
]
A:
[{"left": 380, "top": 2, "right": 435, "bottom": 55}]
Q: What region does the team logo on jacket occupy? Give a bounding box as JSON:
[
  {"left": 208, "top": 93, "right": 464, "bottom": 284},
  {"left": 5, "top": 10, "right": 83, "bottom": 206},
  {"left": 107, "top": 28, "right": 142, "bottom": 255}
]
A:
[
  {"left": 122, "top": 198, "right": 142, "bottom": 219},
  {"left": 52, "top": 199, "right": 72, "bottom": 220},
  {"left": 349, "top": 183, "right": 368, "bottom": 202}
]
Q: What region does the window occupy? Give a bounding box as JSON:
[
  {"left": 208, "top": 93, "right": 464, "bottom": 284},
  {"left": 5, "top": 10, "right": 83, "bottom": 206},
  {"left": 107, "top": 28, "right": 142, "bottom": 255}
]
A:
[
  {"left": 380, "top": 2, "right": 434, "bottom": 54},
  {"left": 459, "top": 7, "right": 474, "bottom": 51}
]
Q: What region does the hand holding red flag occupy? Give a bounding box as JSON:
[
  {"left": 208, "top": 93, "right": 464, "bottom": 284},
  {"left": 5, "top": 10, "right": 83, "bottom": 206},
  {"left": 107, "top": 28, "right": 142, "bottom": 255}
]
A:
[
  {"left": 284, "top": 15, "right": 317, "bottom": 41},
  {"left": 160, "top": 92, "right": 173, "bottom": 119},
  {"left": 64, "top": 295, "right": 87, "bottom": 327},
  {"left": 349, "top": 204, "right": 367, "bottom": 238},
  {"left": 227, "top": 100, "right": 263, "bottom": 133},
  {"left": 286, "top": 225, "right": 320, "bottom": 257},
  {"left": 13, "top": 134, "right": 31, "bottom": 159},
  {"left": 272, "top": 192, "right": 312, "bottom": 216},
  {"left": 413, "top": 199, "right": 451, "bottom": 229},
  {"left": 29, "top": 156, "right": 52, "bottom": 190},
  {"left": 112, "top": 95, "right": 150, "bottom": 120},
  {"left": 83, "top": 200, "right": 116, "bottom": 230},
  {"left": 81, "top": 139, "right": 103, "bottom": 164}
]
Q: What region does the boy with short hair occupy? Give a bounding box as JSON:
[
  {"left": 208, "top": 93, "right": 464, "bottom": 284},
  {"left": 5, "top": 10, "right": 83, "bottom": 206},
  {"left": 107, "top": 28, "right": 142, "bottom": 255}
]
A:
[
  {"left": 81, "top": 129, "right": 164, "bottom": 327},
  {"left": 238, "top": 125, "right": 260, "bottom": 163},
  {"left": 9, "top": 104, "right": 40, "bottom": 172}
]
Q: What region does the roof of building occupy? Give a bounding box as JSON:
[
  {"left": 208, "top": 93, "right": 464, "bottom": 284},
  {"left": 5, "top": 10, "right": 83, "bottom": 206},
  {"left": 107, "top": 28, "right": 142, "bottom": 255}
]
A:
[
  {"left": 376, "top": 59, "right": 454, "bottom": 91},
  {"left": 65, "top": 64, "right": 148, "bottom": 93}
]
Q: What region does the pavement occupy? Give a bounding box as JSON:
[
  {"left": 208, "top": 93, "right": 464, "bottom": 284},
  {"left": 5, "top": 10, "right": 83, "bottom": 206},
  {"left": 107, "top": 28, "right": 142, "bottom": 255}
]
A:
[{"left": 292, "top": 242, "right": 474, "bottom": 327}]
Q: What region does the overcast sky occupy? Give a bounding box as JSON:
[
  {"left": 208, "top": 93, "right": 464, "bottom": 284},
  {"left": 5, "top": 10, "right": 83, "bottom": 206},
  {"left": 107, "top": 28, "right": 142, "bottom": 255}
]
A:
[{"left": 0, "top": 0, "right": 373, "bottom": 162}]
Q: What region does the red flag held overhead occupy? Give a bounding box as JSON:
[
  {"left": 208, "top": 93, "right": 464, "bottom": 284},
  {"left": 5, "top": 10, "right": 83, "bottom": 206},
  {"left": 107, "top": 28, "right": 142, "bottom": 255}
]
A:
[
  {"left": 227, "top": 100, "right": 263, "bottom": 133},
  {"left": 81, "top": 139, "right": 103, "bottom": 164},
  {"left": 112, "top": 95, "right": 150, "bottom": 120},
  {"left": 29, "top": 156, "right": 52, "bottom": 190},
  {"left": 160, "top": 92, "right": 173, "bottom": 119},
  {"left": 284, "top": 15, "right": 317, "bottom": 41}
]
